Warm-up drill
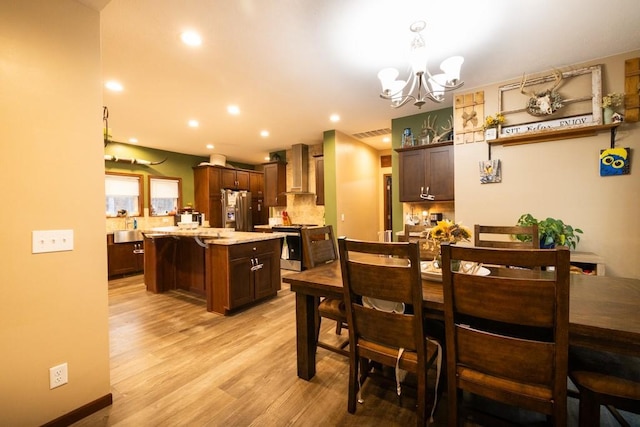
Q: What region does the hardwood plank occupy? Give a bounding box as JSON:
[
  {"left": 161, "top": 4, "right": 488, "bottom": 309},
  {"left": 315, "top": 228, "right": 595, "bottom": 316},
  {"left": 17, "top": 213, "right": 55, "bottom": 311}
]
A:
[{"left": 69, "top": 274, "right": 618, "bottom": 426}]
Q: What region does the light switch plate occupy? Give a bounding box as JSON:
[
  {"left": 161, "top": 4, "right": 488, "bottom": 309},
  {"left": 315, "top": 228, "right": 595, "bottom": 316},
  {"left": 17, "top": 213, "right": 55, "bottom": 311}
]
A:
[{"left": 32, "top": 229, "right": 74, "bottom": 254}]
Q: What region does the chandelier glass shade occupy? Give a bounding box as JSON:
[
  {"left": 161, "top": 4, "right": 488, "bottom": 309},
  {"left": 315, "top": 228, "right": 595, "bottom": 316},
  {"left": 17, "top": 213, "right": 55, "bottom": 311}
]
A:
[{"left": 378, "top": 21, "right": 464, "bottom": 109}]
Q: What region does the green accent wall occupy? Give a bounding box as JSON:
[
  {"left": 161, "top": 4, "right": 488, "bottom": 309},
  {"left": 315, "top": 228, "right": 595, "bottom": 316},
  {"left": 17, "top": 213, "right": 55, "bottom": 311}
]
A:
[
  {"left": 391, "top": 107, "right": 453, "bottom": 236},
  {"left": 323, "top": 130, "right": 337, "bottom": 230},
  {"left": 104, "top": 142, "right": 208, "bottom": 211}
]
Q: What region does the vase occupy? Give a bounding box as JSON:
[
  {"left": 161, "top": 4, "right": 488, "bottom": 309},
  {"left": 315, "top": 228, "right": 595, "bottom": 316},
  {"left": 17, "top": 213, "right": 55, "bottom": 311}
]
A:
[{"left": 603, "top": 107, "right": 614, "bottom": 124}]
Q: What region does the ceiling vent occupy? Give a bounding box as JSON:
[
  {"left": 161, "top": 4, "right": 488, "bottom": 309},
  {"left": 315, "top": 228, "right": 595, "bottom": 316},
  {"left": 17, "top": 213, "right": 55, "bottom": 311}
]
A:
[{"left": 352, "top": 128, "right": 392, "bottom": 139}]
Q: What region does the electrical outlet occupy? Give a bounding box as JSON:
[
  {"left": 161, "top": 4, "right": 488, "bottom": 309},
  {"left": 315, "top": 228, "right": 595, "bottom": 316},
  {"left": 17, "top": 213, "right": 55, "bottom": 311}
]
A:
[{"left": 49, "top": 363, "right": 68, "bottom": 389}]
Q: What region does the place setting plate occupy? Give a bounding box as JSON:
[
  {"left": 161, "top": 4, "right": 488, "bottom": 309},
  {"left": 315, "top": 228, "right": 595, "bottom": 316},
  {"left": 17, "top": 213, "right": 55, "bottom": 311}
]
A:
[{"left": 420, "top": 261, "right": 490, "bottom": 282}]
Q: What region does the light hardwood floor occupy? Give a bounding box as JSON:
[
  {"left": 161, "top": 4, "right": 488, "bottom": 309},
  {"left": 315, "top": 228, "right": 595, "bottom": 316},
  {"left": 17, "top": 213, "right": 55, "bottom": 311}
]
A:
[
  {"left": 74, "top": 274, "right": 429, "bottom": 426},
  {"left": 72, "top": 274, "right": 629, "bottom": 426}
]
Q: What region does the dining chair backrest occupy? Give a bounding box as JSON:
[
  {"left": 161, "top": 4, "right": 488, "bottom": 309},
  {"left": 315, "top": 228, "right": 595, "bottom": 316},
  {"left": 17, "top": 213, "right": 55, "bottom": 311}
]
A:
[
  {"left": 474, "top": 224, "right": 540, "bottom": 249},
  {"left": 400, "top": 223, "right": 429, "bottom": 242},
  {"left": 339, "top": 237, "right": 441, "bottom": 425},
  {"left": 441, "top": 243, "right": 570, "bottom": 426},
  {"left": 301, "top": 225, "right": 338, "bottom": 269}
]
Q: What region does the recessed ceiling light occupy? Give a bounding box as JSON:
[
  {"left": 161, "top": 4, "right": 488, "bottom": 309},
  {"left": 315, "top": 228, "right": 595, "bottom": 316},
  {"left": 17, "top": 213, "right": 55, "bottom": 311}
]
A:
[
  {"left": 105, "top": 80, "right": 123, "bottom": 92},
  {"left": 330, "top": 114, "right": 340, "bottom": 122},
  {"left": 128, "top": 138, "right": 138, "bottom": 144},
  {"left": 181, "top": 31, "right": 202, "bottom": 47},
  {"left": 206, "top": 144, "right": 214, "bottom": 149},
  {"left": 188, "top": 119, "right": 199, "bottom": 127},
  {"left": 260, "top": 130, "right": 269, "bottom": 138},
  {"left": 382, "top": 136, "right": 390, "bottom": 143},
  {"left": 227, "top": 105, "right": 240, "bottom": 115}
]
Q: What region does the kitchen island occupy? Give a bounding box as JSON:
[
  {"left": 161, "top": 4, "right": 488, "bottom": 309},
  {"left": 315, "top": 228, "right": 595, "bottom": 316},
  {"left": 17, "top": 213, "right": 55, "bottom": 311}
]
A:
[{"left": 142, "top": 227, "right": 285, "bottom": 315}]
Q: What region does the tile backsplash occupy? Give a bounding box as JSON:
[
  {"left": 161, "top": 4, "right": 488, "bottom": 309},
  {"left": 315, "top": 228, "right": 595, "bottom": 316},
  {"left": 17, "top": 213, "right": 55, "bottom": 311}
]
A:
[
  {"left": 270, "top": 195, "right": 325, "bottom": 226},
  {"left": 106, "top": 214, "right": 174, "bottom": 233}
]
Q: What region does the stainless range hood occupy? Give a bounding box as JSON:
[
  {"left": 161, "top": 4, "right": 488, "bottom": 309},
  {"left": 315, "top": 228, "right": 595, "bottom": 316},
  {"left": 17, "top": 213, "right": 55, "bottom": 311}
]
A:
[{"left": 285, "top": 143, "right": 315, "bottom": 195}]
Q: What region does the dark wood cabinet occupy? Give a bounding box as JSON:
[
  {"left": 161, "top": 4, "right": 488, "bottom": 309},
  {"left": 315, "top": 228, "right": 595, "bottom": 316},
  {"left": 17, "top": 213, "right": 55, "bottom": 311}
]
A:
[
  {"left": 194, "top": 165, "right": 264, "bottom": 227},
  {"left": 221, "top": 168, "right": 249, "bottom": 190},
  {"left": 263, "top": 161, "right": 287, "bottom": 207},
  {"left": 107, "top": 234, "right": 144, "bottom": 277},
  {"left": 249, "top": 171, "right": 267, "bottom": 225},
  {"left": 209, "top": 238, "right": 281, "bottom": 314},
  {"left": 314, "top": 155, "right": 324, "bottom": 205},
  {"left": 249, "top": 171, "right": 263, "bottom": 197},
  {"left": 397, "top": 141, "right": 454, "bottom": 202}
]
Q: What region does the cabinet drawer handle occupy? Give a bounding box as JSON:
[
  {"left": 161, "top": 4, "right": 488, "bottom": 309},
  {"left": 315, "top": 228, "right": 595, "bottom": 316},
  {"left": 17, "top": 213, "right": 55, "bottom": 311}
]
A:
[{"left": 420, "top": 186, "right": 435, "bottom": 201}]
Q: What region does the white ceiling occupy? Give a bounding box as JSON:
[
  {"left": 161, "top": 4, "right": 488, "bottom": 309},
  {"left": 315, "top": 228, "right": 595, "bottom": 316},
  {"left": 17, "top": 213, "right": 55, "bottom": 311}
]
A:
[{"left": 100, "top": 0, "right": 640, "bottom": 164}]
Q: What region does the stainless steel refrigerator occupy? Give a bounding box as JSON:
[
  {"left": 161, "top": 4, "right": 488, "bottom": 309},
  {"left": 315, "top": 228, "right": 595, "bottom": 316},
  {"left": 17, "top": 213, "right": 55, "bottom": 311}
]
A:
[{"left": 221, "top": 189, "right": 252, "bottom": 231}]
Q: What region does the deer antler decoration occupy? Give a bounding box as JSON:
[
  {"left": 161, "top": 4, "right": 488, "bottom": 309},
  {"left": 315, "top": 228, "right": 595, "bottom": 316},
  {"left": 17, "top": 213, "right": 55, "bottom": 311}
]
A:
[
  {"left": 423, "top": 115, "right": 454, "bottom": 144},
  {"left": 520, "top": 69, "right": 564, "bottom": 116}
]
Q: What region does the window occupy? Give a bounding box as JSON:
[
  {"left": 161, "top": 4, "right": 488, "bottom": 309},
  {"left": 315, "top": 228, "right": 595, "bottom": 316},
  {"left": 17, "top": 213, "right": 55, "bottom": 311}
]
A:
[
  {"left": 149, "top": 176, "right": 182, "bottom": 216},
  {"left": 105, "top": 172, "right": 143, "bottom": 217}
]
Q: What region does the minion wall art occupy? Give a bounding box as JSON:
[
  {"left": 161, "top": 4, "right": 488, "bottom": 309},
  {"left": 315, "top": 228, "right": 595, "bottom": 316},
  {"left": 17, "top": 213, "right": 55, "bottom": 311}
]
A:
[{"left": 599, "top": 147, "right": 631, "bottom": 176}]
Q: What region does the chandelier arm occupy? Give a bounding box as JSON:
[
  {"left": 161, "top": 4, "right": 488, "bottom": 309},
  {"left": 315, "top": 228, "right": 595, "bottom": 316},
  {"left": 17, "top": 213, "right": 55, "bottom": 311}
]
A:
[{"left": 423, "top": 67, "right": 461, "bottom": 89}]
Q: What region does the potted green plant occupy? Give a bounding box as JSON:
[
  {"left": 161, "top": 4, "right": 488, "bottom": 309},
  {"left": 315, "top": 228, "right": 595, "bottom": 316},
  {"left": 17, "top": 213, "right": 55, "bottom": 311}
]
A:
[{"left": 516, "top": 213, "right": 583, "bottom": 250}]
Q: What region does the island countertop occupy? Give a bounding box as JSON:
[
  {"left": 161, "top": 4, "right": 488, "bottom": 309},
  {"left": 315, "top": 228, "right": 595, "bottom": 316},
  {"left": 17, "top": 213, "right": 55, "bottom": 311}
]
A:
[{"left": 141, "top": 226, "right": 286, "bottom": 245}]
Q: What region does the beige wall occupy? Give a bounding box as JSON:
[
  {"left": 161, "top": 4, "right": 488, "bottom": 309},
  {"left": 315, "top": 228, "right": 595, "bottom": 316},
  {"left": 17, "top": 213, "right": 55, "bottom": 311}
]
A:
[
  {"left": 0, "top": 1, "right": 110, "bottom": 424},
  {"left": 334, "top": 131, "right": 381, "bottom": 241},
  {"left": 455, "top": 51, "right": 640, "bottom": 278}
]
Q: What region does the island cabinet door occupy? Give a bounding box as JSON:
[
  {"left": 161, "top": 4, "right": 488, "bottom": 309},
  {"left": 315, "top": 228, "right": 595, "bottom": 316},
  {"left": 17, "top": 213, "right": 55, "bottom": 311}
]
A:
[
  {"left": 253, "top": 250, "right": 278, "bottom": 300},
  {"left": 228, "top": 256, "right": 254, "bottom": 309}
]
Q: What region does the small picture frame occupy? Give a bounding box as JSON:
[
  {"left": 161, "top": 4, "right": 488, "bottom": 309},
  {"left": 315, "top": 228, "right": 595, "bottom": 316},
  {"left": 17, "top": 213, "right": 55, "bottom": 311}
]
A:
[
  {"left": 479, "top": 159, "right": 502, "bottom": 184},
  {"left": 484, "top": 128, "right": 497, "bottom": 141}
]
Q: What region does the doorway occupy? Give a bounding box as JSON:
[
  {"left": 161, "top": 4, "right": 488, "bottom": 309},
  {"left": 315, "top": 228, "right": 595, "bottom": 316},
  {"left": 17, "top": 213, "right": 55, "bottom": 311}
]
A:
[{"left": 383, "top": 174, "right": 392, "bottom": 232}]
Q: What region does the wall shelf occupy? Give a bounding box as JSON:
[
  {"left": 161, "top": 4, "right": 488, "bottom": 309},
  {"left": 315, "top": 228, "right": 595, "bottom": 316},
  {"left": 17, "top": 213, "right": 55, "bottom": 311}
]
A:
[{"left": 487, "top": 123, "right": 619, "bottom": 146}]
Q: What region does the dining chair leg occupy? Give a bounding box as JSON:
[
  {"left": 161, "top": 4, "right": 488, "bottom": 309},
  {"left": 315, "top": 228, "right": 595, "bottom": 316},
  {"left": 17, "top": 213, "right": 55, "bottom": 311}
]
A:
[
  {"left": 578, "top": 388, "right": 601, "bottom": 427},
  {"left": 447, "top": 380, "right": 459, "bottom": 427},
  {"left": 347, "top": 353, "right": 359, "bottom": 413}
]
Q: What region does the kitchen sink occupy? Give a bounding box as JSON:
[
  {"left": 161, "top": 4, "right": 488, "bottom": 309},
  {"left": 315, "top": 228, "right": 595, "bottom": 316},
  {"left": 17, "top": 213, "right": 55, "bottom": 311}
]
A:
[{"left": 113, "top": 229, "right": 143, "bottom": 243}]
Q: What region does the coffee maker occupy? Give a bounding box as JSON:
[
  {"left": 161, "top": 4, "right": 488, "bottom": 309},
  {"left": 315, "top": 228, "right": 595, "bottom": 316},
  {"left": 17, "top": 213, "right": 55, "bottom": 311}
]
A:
[{"left": 430, "top": 212, "right": 443, "bottom": 226}]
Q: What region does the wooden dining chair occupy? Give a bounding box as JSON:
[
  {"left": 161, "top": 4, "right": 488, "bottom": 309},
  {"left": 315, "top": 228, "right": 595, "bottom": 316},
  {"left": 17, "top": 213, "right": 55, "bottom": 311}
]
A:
[
  {"left": 474, "top": 224, "right": 540, "bottom": 249},
  {"left": 400, "top": 223, "right": 429, "bottom": 242},
  {"left": 441, "top": 243, "right": 570, "bottom": 426},
  {"left": 338, "top": 237, "right": 442, "bottom": 426},
  {"left": 300, "top": 225, "right": 348, "bottom": 357},
  {"left": 569, "top": 347, "right": 640, "bottom": 427}
]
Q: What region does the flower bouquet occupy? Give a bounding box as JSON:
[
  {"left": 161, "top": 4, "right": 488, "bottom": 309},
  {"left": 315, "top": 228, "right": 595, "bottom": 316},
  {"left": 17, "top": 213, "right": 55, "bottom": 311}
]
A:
[
  {"left": 483, "top": 113, "right": 505, "bottom": 130},
  {"left": 422, "top": 220, "right": 471, "bottom": 268},
  {"left": 602, "top": 93, "right": 624, "bottom": 109}
]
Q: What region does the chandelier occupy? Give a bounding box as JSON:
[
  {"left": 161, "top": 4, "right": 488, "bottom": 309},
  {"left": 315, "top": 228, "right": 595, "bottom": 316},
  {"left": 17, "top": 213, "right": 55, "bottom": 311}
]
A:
[{"left": 378, "top": 21, "right": 464, "bottom": 109}]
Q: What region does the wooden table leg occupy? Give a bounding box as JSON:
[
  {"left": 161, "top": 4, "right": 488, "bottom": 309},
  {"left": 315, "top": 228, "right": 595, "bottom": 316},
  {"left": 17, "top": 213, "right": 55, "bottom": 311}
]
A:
[{"left": 295, "top": 292, "right": 317, "bottom": 380}]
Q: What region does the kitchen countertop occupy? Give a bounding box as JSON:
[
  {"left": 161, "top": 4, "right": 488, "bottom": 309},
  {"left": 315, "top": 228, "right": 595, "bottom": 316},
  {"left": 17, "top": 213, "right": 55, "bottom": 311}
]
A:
[{"left": 141, "top": 226, "right": 285, "bottom": 245}]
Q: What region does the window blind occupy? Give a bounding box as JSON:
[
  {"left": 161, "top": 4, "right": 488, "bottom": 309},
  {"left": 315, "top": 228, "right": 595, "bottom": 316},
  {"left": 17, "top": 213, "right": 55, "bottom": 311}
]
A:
[
  {"left": 150, "top": 178, "right": 179, "bottom": 198},
  {"left": 105, "top": 175, "right": 140, "bottom": 196}
]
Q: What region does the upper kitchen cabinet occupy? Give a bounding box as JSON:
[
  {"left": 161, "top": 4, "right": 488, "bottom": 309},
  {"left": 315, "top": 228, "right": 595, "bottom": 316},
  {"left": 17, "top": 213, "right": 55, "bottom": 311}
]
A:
[
  {"left": 397, "top": 141, "right": 454, "bottom": 202},
  {"left": 314, "top": 155, "right": 324, "bottom": 206},
  {"left": 221, "top": 168, "right": 249, "bottom": 190},
  {"left": 249, "top": 171, "right": 267, "bottom": 225},
  {"left": 263, "top": 161, "right": 286, "bottom": 207},
  {"left": 249, "top": 171, "right": 263, "bottom": 198}
]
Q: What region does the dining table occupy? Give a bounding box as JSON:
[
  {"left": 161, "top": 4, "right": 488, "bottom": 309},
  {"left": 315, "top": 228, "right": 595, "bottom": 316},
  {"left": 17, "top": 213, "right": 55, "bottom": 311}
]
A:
[{"left": 283, "top": 261, "right": 640, "bottom": 380}]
